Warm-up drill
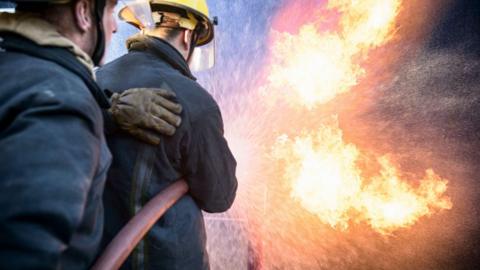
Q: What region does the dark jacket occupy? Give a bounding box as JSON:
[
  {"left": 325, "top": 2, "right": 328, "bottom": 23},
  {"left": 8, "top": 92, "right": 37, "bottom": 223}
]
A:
[
  {"left": 96, "top": 35, "right": 237, "bottom": 270},
  {"left": 0, "top": 33, "right": 111, "bottom": 269}
]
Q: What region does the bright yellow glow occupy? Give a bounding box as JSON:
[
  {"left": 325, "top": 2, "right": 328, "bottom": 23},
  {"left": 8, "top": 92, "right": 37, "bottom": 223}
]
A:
[
  {"left": 263, "top": 0, "right": 452, "bottom": 234},
  {"left": 227, "top": 0, "right": 452, "bottom": 237},
  {"left": 267, "top": 0, "right": 401, "bottom": 108},
  {"left": 273, "top": 121, "right": 452, "bottom": 234}
]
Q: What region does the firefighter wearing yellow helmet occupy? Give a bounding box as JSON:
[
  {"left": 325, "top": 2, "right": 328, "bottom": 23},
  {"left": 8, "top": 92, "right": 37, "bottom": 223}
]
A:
[
  {"left": 119, "top": 0, "right": 217, "bottom": 70},
  {"left": 121, "top": 0, "right": 214, "bottom": 44},
  {"left": 95, "top": 0, "right": 238, "bottom": 269}
]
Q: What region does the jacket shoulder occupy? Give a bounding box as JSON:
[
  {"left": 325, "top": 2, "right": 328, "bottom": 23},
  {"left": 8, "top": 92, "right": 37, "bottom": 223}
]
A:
[
  {"left": 2, "top": 52, "right": 99, "bottom": 108},
  {"left": 97, "top": 52, "right": 219, "bottom": 120},
  {"left": 0, "top": 52, "right": 103, "bottom": 131}
]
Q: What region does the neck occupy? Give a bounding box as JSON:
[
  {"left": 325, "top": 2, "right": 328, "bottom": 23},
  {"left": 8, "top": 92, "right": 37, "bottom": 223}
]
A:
[
  {"left": 143, "top": 30, "right": 188, "bottom": 60},
  {"left": 59, "top": 32, "right": 88, "bottom": 56}
]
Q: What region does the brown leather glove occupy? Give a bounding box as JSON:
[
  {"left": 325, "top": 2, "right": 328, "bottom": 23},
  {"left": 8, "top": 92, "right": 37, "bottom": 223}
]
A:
[{"left": 109, "top": 88, "right": 183, "bottom": 145}]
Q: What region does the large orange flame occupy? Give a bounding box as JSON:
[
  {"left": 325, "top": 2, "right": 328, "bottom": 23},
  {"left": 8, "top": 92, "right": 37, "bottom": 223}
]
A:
[
  {"left": 264, "top": 0, "right": 452, "bottom": 234},
  {"left": 272, "top": 119, "right": 452, "bottom": 234},
  {"left": 209, "top": 0, "right": 454, "bottom": 268},
  {"left": 267, "top": 0, "right": 401, "bottom": 108}
]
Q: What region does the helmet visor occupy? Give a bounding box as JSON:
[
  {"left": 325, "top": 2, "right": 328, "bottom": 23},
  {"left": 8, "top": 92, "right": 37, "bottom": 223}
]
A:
[
  {"left": 119, "top": 0, "right": 155, "bottom": 29},
  {"left": 189, "top": 38, "right": 215, "bottom": 72}
]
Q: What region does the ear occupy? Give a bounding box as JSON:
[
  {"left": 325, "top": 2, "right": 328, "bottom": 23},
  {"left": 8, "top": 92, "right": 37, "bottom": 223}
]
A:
[
  {"left": 73, "top": 0, "right": 94, "bottom": 33},
  {"left": 182, "top": 29, "right": 192, "bottom": 50}
]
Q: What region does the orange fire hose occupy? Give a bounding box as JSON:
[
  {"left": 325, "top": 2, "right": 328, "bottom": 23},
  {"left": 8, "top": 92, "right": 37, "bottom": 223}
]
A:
[{"left": 91, "top": 179, "right": 188, "bottom": 270}]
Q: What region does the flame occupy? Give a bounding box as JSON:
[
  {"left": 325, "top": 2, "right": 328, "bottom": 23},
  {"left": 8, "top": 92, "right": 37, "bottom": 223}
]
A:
[
  {"left": 267, "top": 0, "right": 401, "bottom": 108},
  {"left": 262, "top": 0, "right": 452, "bottom": 234},
  {"left": 273, "top": 120, "right": 452, "bottom": 234},
  {"left": 361, "top": 162, "right": 452, "bottom": 232},
  {"left": 206, "top": 0, "right": 455, "bottom": 268}
]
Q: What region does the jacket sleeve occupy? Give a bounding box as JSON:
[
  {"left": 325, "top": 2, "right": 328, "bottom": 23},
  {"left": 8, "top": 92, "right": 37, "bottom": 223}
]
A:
[
  {"left": 0, "top": 88, "right": 102, "bottom": 269},
  {"left": 102, "top": 108, "right": 120, "bottom": 134},
  {"left": 183, "top": 106, "right": 238, "bottom": 213},
  {"left": 101, "top": 88, "right": 120, "bottom": 135}
]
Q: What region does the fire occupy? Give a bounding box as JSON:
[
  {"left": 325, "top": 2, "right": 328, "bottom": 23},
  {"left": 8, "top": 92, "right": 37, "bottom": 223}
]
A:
[
  {"left": 330, "top": 0, "right": 401, "bottom": 48},
  {"left": 267, "top": 0, "right": 401, "bottom": 108},
  {"left": 272, "top": 122, "right": 362, "bottom": 229},
  {"left": 267, "top": 26, "right": 361, "bottom": 108},
  {"left": 263, "top": 0, "right": 452, "bottom": 234},
  {"left": 204, "top": 0, "right": 456, "bottom": 268},
  {"left": 360, "top": 159, "right": 452, "bottom": 231},
  {"left": 273, "top": 120, "right": 452, "bottom": 234}
]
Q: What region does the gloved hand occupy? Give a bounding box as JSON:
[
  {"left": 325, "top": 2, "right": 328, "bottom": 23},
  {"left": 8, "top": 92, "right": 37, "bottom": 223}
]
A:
[{"left": 109, "top": 88, "right": 183, "bottom": 145}]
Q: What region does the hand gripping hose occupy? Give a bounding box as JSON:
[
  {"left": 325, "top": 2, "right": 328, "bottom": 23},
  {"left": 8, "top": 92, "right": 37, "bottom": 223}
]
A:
[{"left": 91, "top": 179, "right": 188, "bottom": 270}]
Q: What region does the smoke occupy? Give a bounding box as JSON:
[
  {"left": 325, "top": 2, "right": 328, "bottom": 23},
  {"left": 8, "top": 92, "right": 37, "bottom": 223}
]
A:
[
  {"left": 346, "top": 48, "right": 480, "bottom": 270},
  {"left": 203, "top": 0, "right": 480, "bottom": 269},
  {"left": 333, "top": 1, "right": 480, "bottom": 267}
]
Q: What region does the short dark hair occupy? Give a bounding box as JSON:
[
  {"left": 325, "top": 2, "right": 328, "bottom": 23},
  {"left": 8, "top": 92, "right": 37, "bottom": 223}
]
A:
[
  {"left": 15, "top": 1, "right": 68, "bottom": 11},
  {"left": 15, "top": 0, "right": 95, "bottom": 32},
  {"left": 15, "top": 1, "right": 74, "bottom": 21},
  {"left": 161, "top": 27, "right": 182, "bottom": 41}
]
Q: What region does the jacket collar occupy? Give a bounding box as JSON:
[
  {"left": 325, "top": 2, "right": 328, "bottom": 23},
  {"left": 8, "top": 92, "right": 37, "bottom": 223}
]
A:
[
  {"left": 0, "top": 12, "right": 95, "bottom": 76},
  {"left": 126, "top": 34, "right": 196, "bottom": 81}
]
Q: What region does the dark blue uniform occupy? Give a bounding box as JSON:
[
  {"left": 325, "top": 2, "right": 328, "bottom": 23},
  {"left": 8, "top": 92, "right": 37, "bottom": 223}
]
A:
[
  {"left": 96, "top": 35, "right": 237, "bottom": 270},
  {"left": 0, "top": 33, "right": 111, "bottom": 269}
]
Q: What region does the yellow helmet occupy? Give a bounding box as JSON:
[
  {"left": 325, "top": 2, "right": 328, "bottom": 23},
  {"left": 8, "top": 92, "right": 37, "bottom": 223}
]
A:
[{"left": 119, "top": 0, "right": 215, "bottom": 46}]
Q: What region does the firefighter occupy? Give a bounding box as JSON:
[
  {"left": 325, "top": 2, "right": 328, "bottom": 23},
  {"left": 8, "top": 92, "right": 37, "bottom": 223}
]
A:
[
  {"left": 0, "top": 0, "right": 182, "bottom": 268},
  {"left": 96, "top": 1, "right": 238, "bottom": 269}
]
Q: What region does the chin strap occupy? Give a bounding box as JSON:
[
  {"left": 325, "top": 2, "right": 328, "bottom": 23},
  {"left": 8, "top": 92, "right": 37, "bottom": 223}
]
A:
[
  {"left": 91, "top": 0, "right": 106, "bottom": 66},
  {"left": 186, "top": 30, "right": 198, "bottom": 63}
]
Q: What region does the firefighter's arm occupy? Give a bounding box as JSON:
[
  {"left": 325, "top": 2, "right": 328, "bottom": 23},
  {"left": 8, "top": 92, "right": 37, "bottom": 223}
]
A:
[
  {"left": 184, "top": 106, "right": 238, "bottom": 213},
  {"left": 104, "top": 88, "right": 183, "bottom": 145},
  {"left": 0, "top": 89, "right": 102, "bottom": 269}
]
